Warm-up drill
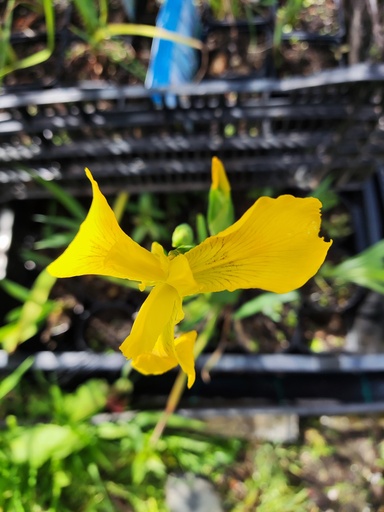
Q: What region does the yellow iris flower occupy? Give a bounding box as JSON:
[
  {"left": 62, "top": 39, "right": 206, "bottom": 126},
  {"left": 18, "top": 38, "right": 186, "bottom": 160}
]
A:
[{"left": 47, "top": 166, "right": 331, "bottom": 388}]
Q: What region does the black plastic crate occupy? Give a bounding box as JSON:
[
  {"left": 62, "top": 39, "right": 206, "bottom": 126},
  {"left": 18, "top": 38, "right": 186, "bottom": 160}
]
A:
[{"left": 1, "top": 64, "right": 384, "bottom": 201}]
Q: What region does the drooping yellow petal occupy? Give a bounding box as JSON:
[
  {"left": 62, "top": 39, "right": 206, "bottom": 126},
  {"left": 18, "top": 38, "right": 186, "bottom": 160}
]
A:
[
  {"left": 120, "top": 283, "right": 184, "bottom": 360},
  {"left": 47, "top": 169, "right": 165, "bottom": 283},
  {"left": 131, "top": 331, "right": 197, "bottom": 388},
  {"left": 186, "top": 195, "right": 332, "bottom": 294},
  {"left": 174, "top": 331, "right": 197, "bottom": 388},
  {"left": 131, "top": 350, "right": 178, "bottom": 377}
]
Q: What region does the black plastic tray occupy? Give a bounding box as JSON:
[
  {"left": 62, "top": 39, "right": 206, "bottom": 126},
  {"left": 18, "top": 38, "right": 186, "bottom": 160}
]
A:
[{"left": 1, "top": 64, "right": 384, "bottom": 201}]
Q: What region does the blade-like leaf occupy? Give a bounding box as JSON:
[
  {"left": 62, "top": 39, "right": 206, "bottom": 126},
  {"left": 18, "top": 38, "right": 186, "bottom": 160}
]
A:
[
  {"left": 234, "top": 291, "right": 299, "bottom": 320},
  {"left": 28, "top": 173, "right": 86, "bottom": 221},
  {"left": 0, "top": 357, "right": 34, "bottom": 400}
]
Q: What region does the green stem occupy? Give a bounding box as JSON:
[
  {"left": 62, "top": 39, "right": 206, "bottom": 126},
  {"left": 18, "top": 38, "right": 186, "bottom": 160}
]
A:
[{"left": 150, "top": 306, "right": 221, "bottom": 445}]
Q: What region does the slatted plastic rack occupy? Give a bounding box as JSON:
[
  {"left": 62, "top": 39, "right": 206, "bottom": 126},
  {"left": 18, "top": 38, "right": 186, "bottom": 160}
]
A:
[{"left": 1, "top": 63, "right": 384, "bottom": 202}]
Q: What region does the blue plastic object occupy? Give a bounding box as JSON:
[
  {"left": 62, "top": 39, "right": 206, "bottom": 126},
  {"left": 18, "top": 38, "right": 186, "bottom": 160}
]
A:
[{"left": 145, "top": 0, "right": 201, "bottom": 106}]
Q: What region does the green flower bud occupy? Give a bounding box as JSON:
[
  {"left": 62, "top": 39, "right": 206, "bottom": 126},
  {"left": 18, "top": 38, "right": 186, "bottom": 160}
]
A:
[{"left": 172, "top": 223, "right": 194, "bottom": 248}]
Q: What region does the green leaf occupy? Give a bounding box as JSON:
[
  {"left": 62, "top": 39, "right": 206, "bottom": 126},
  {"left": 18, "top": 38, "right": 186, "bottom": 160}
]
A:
[
  {"left": 207, "top": 188, "right": 235, "bottom": 236},
  {"left": 0, "top": 0, "right": 55, "bottom": 79},
  {"left": 10, "top": 424, "right": 88, "bottom": 468},
  {"left": 33, "top": 214, "right": 80, "bottom": 230},
  {"left": 34, "top": 232, "right": 76, "bottom": 250},
  {"left": 28, "top": 173, "right": 86, "bottom": 221},
  {"left": 62, "top": 380, "right": 109, "bottom": 422},
  {"left": 321, "top": 239, "right": 384, "bottom": 293},
  {"left": 234, "top": 291, "right": 299, "bottom": 320},
  {"left": 1, "top": 270, "right": 57, "bottom": 352},
  {"left": 0, "top": 357, "right": 34, "bottom": 401},
  {"left": 72, "top": 0, "right": 101, "bottom": 36},
  {"left": 309, "top": 175, "right": 339, "bottom": 212},
  {"left": 196, "top": 213, "right": 208, "bottom": 244},
  {"left": 0, "top": 279, "right": 30, "bottom": 303}
]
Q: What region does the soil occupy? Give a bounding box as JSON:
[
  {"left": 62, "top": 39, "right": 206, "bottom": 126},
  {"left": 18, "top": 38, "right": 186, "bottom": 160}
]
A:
[{"left": 3, "top": 0, "right": 382, "bottom": 88}]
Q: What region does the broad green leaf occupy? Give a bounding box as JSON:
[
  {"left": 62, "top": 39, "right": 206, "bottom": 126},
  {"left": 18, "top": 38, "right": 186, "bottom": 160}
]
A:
[
  {"left": 321, "top": 239, "right": 384, "bottom": 293},
  {"left": 10, "top": 424, "right": 88, "bottom": 467},
  {"left": 62, "top": 379, "right": 109, "bottom": 422}
]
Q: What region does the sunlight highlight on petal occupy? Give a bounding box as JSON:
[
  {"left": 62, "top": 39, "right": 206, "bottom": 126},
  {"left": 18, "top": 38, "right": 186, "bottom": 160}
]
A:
[{"left": 186, "top": 195, "right": 332, "bottom": 294}]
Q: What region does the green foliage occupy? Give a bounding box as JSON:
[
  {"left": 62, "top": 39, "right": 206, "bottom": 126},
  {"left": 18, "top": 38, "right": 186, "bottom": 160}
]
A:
[
  {"left": 274, "top": 0, "right": 305, "bottom": 48},
  {"left": 0, "top": 0, "right": 55, "bottom": 81},
  {"left": 196, "top": 213, "right": 209, "bottom": 244},
  {"left": 208, "top": 186, "right": 235, "bottom": 236},
  {"left": 309, "top": 175, "right": 340, "bottom": 212},
  {"left": 127, "top": 193, "right": 169, "bottom": 244},
  {"left": 0, "top": 0, "right": 202, "bottom": 84},
  {"left": 0, "top": 376, "right": 242, "bottom": 512},
  {"left": 320, "top": 239, "right": 384, "bottom": 295},
  {"left": 230, "top": 444, "right": 314, "bottom": 512},
  {"left": 0, "top": 270, "right": 57, "bottom": 352},
  {"left": 0, "top": 174, "right": 90, "bottom": 351},
  {"left": 29, "top": 173, "right": 87, "bottom": 222},
  {"left": 0, "top": 357, "right": 34, "bottom": 400},
  {"left": 234, "top": 291, "right": 299, "bottom": 321},
  {"left": 207, "top": 179, "right": 235, "bottom": 237}
]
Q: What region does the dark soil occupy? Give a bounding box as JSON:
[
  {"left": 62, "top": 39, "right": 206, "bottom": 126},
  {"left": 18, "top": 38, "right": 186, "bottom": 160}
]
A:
[{"left": 3, "top": 0, "right": 383, "bottom": 88}]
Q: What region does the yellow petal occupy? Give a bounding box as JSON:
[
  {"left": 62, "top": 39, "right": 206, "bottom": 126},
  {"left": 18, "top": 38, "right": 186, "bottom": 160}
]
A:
[
  {"left": 131, "top": 330, "right": 197, "bottom": 388},
  {"left": 186, "top": 195, "right": 332, "bottom": 294},
  {"left": 120, "top": 283, "right": 184, "bottom": 360},
  {"left": 211, "top": 157, "right": 231, "bottom": 194},
  {"left": 47, "top": 169, "right": 165, "bottom": 283},
  {"left": 131, "top": 352, "right": 178, "bottom": 377},
  {"left": 167, "top": 253, "right": 199, "bottom": 296},
  {"left": 174, "top": 331, "right": 197, "bottom": 388}
]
